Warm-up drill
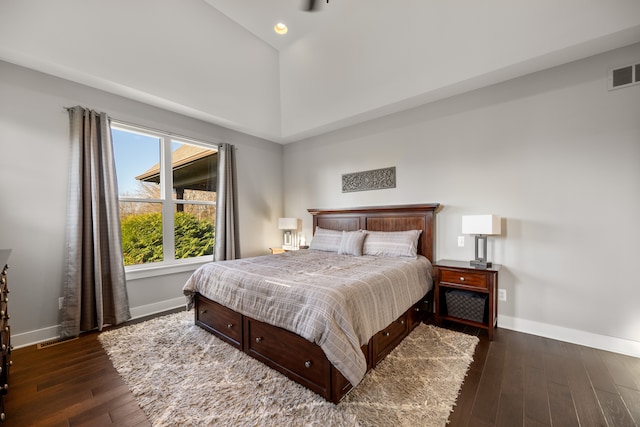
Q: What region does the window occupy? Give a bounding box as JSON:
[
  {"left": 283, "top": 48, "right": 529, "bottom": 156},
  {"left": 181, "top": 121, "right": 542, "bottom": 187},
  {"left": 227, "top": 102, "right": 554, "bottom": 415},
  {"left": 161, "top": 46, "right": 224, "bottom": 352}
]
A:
[{"left": 111, "top": 123, "right": 217, "bottom": 268}]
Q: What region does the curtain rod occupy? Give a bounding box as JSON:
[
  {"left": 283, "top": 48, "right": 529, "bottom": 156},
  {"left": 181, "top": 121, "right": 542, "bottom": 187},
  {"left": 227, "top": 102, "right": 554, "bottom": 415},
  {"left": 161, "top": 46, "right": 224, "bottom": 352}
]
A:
[{"left": 63, "top": 106, "right": 226, "bottom": 147}]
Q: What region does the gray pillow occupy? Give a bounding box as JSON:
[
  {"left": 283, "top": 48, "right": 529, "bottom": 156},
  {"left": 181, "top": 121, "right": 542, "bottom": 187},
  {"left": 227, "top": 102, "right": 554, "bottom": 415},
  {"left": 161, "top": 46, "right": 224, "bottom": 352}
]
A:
[
  {"left": 338, "top": 230, "right": 366, "bottom": 256},
  {"left": 362, "top": 230, "right": 422, "bottom": 258},
  {"left": 309, "top": 227, "right": 342, "bottom": 252}
]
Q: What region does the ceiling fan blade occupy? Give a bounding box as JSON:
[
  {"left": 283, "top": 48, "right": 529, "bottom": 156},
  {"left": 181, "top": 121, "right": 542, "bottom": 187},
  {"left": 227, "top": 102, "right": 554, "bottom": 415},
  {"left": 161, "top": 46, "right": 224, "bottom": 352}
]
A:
[
  {"left": 304, "top": 0, "right": 317, "bottom": 12},
  {"left": 303, "top": 0, "right": 327, "bottom": 12}
]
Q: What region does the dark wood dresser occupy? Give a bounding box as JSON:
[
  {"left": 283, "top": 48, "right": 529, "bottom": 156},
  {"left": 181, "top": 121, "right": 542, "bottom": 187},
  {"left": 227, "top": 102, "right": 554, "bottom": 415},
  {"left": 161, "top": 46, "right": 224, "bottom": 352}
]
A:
[{"left": 0, "top": 249, "right": 11, "bottom": 422}]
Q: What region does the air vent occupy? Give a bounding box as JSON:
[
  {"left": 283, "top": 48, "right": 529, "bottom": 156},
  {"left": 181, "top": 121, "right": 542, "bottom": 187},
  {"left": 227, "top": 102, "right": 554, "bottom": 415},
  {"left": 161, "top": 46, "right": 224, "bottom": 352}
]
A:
[
  {"left": 36, "top": 336, "right": 77, "bottom": 349},
  {"left": 608, "top": 62, "right": 640, "bottom": 90}
]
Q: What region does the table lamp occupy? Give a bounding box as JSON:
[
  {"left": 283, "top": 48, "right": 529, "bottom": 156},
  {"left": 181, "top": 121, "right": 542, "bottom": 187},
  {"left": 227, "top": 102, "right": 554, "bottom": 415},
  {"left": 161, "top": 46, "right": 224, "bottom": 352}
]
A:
[
  {"left": 278, "top": 217, "right": 299, "bottom": 250},
  {"left": 461, "top": 214, "right": 501, "bottom": 268}
]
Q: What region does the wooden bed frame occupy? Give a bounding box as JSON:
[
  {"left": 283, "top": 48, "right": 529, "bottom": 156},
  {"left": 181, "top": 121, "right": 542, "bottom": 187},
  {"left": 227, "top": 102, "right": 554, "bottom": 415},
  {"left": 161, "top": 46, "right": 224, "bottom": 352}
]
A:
[{"left": 193, "top": 203, "right": 440, "bottom": 403}]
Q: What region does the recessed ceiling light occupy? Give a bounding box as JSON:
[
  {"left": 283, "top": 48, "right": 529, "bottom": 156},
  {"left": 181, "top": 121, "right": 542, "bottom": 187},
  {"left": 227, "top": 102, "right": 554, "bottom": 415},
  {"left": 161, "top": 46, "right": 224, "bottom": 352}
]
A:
[{"left": 274, "top": 22, "right": 288, "bottom": 35}]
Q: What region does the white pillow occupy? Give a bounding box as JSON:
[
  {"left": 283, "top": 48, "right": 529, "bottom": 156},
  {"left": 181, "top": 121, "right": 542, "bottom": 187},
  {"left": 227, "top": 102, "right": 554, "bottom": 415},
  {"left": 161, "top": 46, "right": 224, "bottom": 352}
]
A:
[
  {"left": 338, "top": 230, "right": 366, "bottom": 256},
  {"left": 363, "top": 230, "right": 422, "bottom": 258},
  {"left": 309, "top": 227, "right": 342, "bottom": 252}
]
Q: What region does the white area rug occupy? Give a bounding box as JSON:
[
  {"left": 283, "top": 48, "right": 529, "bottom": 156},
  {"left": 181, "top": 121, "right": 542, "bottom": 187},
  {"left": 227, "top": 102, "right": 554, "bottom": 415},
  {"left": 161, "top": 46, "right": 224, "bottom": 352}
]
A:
[{"left": 98, "top": 311, "right": 478, "bottom": 426}]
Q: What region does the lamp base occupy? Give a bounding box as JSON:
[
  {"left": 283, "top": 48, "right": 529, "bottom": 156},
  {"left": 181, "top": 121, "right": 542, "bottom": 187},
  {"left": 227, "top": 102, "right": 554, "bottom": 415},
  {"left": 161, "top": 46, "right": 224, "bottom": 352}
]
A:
[{"left": 470, "top": 259, "right": 492, "bottom": 269}]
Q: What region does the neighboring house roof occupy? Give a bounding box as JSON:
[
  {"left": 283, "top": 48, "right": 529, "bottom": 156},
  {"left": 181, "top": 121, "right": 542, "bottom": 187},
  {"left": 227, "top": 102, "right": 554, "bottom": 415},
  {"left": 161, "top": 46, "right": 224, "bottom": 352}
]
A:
[{"left": 136, "top": 145, "right": 218, "bottom": 192}]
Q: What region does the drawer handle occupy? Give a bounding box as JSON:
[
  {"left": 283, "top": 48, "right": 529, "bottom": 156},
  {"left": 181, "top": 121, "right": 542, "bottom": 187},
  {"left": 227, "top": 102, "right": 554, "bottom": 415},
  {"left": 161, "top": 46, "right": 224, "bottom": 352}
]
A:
[
  {"left": 227, "top": 323, "right": 233, "bottom": 329},
  {"left": 460, "top": 277, "right": 465, "bottom": 281},
  {"left": 399, "top": 319, "right": 405, "bottom": 325},
  {"left": 414, "top": 307, "right": 420, "bottom": 312},
  {"left": 304, "top": 360, "right": 312, "bottom": 368},
  {"left": 383, "top": 332, "right": 390, "bottom": 337},
  {"left": 199, "top": 309, "right": 207, "bottom": 315},
  {"left": 255, "top": 337, "right": 263, "bottom": 343}
]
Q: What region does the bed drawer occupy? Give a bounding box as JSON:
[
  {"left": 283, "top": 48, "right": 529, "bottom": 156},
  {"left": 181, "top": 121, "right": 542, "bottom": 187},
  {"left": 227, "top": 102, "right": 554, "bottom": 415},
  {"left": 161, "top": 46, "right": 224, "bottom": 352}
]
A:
[
  {"left": 440, "top": 269, "right": 488, "bottom": 289},
  {"left": 244, "top": 317, "right": 331, "bottom": 396},
  {"left": 372, "top": 312, "right": 409, "bottom": 365},
  {"left": 195, "top": 296, "right": 243, "bottom": 349}
]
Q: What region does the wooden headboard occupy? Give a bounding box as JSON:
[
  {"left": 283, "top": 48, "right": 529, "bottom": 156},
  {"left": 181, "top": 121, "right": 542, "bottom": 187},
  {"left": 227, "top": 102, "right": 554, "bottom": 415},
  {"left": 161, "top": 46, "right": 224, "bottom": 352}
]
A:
[{"left": 307, "top": 204, "right": 440, "bottom": 262}]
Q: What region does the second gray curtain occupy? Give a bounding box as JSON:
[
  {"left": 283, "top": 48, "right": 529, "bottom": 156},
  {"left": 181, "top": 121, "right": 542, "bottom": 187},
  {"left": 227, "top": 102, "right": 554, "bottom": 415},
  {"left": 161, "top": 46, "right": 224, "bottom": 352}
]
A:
[
  {"left": 213, "top": 143, "right": 239, "bottom": 261},
  {"left": 61, "top": 106, "right": 131, "bottom": 338}
]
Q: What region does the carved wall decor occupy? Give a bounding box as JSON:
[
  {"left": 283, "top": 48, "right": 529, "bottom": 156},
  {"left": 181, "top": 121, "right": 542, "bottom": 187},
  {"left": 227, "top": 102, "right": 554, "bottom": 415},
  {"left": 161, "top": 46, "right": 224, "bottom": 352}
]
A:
[{"left": 342, "top": 167, "right": 396, "bottom": 193}]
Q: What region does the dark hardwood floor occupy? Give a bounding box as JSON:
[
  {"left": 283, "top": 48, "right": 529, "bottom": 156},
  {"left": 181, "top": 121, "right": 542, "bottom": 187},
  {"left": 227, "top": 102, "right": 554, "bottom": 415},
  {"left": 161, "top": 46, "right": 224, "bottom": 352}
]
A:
[
  {"left": 447, "top": 323, "right": 640, "bottom": 427},
  {"left": 5, "top": 314, "right": 640, "bottom": 426}
]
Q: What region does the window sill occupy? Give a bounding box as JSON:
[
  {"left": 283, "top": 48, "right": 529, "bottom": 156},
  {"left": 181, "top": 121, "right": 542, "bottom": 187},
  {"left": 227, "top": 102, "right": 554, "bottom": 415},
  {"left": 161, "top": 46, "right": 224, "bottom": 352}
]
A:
[{"left": 125, "top": 258, "right": 212, "bottom": 280}]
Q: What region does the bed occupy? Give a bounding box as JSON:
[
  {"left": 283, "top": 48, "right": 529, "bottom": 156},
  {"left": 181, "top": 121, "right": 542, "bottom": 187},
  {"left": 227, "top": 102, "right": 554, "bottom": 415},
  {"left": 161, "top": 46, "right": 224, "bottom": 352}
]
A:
[{"left": 183, "top": 203, "right": 440, "bottom": 403}]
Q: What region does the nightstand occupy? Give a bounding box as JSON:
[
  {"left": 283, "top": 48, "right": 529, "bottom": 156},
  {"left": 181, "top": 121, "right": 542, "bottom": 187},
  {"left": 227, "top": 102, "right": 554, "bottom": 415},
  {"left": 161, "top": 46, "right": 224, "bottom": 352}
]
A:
[{"left": 434, "top": 259, "right": 501, "bottom": 340}]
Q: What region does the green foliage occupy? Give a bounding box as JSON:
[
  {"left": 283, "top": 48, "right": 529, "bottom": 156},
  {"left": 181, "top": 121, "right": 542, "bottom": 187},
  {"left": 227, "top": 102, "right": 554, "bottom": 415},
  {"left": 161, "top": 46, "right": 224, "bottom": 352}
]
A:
[
  {"left": 121, "top": 212, "right": 214, "bottom": 266},
  {"left": 174, "top": 212, "right": 215, "bottom": 259}
]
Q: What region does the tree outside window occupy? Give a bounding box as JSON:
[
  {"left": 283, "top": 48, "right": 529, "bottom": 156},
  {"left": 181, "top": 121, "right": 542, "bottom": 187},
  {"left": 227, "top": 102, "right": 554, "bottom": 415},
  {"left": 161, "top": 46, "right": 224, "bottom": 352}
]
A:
[{"left": 112, "top": 124, "right": 217, "bottom": 266}]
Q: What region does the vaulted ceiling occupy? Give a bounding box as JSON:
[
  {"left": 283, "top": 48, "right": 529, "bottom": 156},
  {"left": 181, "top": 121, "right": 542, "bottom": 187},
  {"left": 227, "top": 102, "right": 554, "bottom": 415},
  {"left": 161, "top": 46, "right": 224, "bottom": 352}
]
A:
[{"left": 1, "top": 0, "right": 639, "bottom": 143}]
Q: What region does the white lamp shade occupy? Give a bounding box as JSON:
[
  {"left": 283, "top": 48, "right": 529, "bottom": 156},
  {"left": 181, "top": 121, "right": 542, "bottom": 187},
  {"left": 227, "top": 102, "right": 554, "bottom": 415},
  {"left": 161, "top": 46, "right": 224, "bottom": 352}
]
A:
[
  {"left": 461, "top": 215, "right": 501, "bottom": 235},
  {"left": 278, "top": 217, "right": 299, "bottom": 230}
]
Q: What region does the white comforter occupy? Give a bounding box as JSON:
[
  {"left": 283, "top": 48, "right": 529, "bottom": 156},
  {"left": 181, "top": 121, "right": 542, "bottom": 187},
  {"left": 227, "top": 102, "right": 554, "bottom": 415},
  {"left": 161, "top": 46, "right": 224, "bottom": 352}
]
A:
[{"left": 183, "top": 249, "right": 433, "bottom": 386}]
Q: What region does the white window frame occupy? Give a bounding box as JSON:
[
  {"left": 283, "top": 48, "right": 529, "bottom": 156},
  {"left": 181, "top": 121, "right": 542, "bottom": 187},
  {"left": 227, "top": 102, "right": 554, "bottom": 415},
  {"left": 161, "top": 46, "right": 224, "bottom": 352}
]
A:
[{"left": 111, "top": 121, "right": 217, "bottom": 278}]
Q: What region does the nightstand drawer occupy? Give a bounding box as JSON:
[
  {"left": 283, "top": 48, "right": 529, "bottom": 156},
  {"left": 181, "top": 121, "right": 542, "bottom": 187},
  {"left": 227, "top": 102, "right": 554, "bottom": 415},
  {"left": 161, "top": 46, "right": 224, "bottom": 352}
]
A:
[{"left": 440, "top": 269, "right": 487, "bottom": 289}]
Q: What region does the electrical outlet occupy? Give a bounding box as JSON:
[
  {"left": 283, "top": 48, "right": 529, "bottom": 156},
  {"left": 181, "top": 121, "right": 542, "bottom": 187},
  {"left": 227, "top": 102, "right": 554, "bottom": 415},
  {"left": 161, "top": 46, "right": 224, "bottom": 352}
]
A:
[
  {"left": 59, "top": 297, "right": 64, "bottom": 310},
  {"left": 498, "top": 289, "right": 507, "bottom": 302},
  {"left": 457, "top": 236, "right": 465, "bottom": 247}
]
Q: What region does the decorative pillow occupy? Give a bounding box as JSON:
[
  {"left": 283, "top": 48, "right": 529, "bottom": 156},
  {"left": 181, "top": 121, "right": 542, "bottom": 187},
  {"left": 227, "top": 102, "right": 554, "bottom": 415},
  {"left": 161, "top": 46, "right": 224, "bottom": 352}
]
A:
[
  {"left": 338, "top": 230, "right": 366, "bottom": 256},
  {"left": 309, "top": 227, "right": 343, "bottom": 252},
  {"left": 362, "top": 229, "right": 422, "bottom": 258}
]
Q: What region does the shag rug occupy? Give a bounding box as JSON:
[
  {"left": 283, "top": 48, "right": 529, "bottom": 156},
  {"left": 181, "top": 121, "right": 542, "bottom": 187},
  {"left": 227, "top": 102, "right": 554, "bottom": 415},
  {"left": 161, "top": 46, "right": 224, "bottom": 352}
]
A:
[{"left": 98, "top": 311, "right": 478, "bottom": 426}]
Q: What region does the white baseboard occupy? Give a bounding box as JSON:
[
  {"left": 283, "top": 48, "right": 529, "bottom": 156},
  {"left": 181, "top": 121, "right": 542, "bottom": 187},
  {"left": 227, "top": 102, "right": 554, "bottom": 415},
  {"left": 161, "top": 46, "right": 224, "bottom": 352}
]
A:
[
  {"left": 498, "top": 314, "right": 640, "bottom": 358},
  {"left": 11, "top": 297, "right": 187, "bottom": 349},
  {"left": 12, "top": 325, "right": 62, "bottom": 350}
]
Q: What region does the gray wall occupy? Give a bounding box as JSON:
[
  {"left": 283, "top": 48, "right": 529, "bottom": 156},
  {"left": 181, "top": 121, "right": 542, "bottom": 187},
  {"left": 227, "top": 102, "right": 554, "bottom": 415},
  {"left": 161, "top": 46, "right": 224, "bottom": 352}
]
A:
[
  {"left": 283, "top": 43, "right": 640, "bottom": 356},
  {"left": 2, "top": 42, "right": 639, "bottom": 356},
  {"left": 0, "top": 60, "right": 284, "bottom": 346}
]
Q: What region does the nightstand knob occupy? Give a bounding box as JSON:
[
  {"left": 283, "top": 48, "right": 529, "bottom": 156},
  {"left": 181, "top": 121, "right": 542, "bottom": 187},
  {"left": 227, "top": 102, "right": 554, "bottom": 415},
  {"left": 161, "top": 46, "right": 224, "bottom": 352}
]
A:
[
  {"left": 304, "top": 360, "right": 312, "bottom": 368},
  {"left": 255, "top": 337, "right": 263, "bottom": 343},
  {"left": 199, "top": 309, "right": 207, "bottom": 315},
  {"left": 399, "top": 319, "right": 405, "bottom": 325},
  {"left": 414, "top": 307, "right": 420, "bottom": 312},
  {"left": 383, "top": 331, "right": 390, "bottom": 337},
  {"left": 227, "top": 323, "right": 233, "bottom": 329},
  {"left": 460, "top": 277, "right": 465, "bottom": 281}
]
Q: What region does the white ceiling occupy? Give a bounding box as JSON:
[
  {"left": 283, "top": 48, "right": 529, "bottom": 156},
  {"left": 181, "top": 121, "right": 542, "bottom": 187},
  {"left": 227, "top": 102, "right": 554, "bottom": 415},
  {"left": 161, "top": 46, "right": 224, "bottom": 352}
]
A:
[
  {"left": 203, "top": 0, "right": 331, "bottom": 51},
  {"left": 202, "top": 0, "right": 640, "bottom": 142},
  {"left": 1, "top": 0, "right": 639, "bottom": 143}
]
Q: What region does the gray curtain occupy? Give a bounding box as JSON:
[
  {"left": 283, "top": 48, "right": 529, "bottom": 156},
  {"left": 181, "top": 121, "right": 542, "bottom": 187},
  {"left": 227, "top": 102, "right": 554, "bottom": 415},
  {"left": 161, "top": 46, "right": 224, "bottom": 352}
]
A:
[
  {"left": 61, "top": 106, "right": 131, "bottom": 338},
  {"left": 213, "top": 143, "right": 239, "bottom": 261}
]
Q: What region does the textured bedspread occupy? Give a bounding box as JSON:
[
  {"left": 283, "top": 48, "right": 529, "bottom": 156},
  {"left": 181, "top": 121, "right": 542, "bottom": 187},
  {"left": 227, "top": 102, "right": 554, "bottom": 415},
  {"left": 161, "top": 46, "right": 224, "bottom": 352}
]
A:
[{"left": 182, "top": 250, "right": 433, "bottom": 386}]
